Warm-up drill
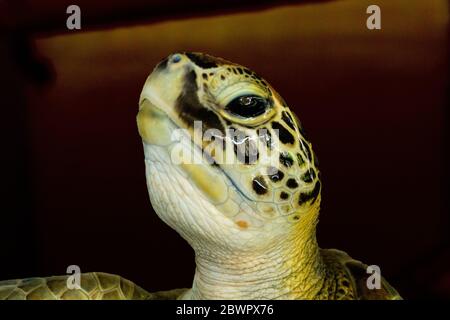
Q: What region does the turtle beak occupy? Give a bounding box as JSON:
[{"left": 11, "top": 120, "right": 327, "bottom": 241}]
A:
[
  {"left": 139, "top": 53, "right": 190, "bottom": 116},
  {"left": 138, "top": 53, "right": 197, "bottom": 147},
  {"left": 137, "top": 99, "right": 174, "bottom": 146}
]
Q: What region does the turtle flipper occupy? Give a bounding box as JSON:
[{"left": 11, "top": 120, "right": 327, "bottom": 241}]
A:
[
  {"left": 0, "top": 272, "right": 179, "bottom": 300},
  {"left": 320, "top": 249, "right": 402, "bottom": 300},
  {"left": 344, "top": 260, "right": 403, "bottom": 300}
]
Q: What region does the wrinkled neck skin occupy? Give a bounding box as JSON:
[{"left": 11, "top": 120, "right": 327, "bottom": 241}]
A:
[{"left": 180, "top": 206, "right": 326, "bottom": 300}]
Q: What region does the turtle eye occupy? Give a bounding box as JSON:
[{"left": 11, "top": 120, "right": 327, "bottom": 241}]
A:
[{"left": 225, "top": 95, "right": 269, "bottom": 118}]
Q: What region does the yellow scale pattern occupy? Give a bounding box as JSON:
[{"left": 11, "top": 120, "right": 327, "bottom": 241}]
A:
[{"left": 0, "top": 272, "right": 187, "bottom": 300}]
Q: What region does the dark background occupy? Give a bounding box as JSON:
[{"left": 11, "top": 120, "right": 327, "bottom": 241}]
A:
[{"left": 0, "top": 0, "right": 449, "bottom": 299}]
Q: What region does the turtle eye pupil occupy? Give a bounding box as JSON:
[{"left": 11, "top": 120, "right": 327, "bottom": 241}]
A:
[
  {"left": 239, "top": 96, "right": 254, "bottom": 106},
  {"left": 225, "top": 95, "right": 269, "bottom": 118}
]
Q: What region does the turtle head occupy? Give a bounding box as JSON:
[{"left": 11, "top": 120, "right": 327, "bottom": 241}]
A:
[{"left": 138, "top": 52, "right": 321, "bottom": 253}]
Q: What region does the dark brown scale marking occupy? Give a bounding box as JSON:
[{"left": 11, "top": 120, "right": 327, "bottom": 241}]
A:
[
  {"left": 237, "top": 68, "right": 244, "bottom": 74},
  {"left": 257, "top": 128, "right": 273, "bottom": 149},
  {"left": 267, "top": 167, "right": 284, "bottom": 182},
  {"left": 202, "top": 73, "right": 208, "bottom": 80},
  {"left": 252, "top": 176, "right": 268, "bottom": 195},
  {"left": 272, "top": 121, "right": 295, "bottom": 144},
  {"left": 281, "top": 111, "right": 296, "bottom": 130},
  {"left": 251, "top": 72, "right": 263, "bottom": 81},
  {"left": 279, "top": 152, "right": 294, "bottom": 168},
  {"left": 185, "top": 52, "right": 218, "bottom": 69},
  {"left": 220, "top": 75, "right": 225, "bottom": 80},
  {"left": 286, "top": 178, "right": 299, "bottom": 189},
  {"left": 297, "top": 153, "right": 305, "bottom": 167},
  {"left": 298, "top": 181, "right": 321, "bottom": 205},
  {"left": 301, "top": 168, "right": 316, "bottom": 183},
  {"left": 176, "top": 70, "right": 225, "bottom": 135},
  {"left": 230, "top": 127, "right": 258, "bottom": 165},
  {"left": 280, "top": 192, "right": 289, "bottom": 200},
  {"left": 205, "top": 129, "right": 227, "bottom": 153}
]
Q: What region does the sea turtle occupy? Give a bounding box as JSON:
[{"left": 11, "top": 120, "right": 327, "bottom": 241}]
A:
[{"left": 0, "top": 52, "right": 402, "bottom": 300}]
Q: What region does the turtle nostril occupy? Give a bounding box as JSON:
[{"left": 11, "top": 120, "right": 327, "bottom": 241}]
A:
[{"left": 171, "top": 54, "right": 182, "bottom": 63}]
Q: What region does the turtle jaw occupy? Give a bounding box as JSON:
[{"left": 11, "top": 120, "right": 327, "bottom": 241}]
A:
[
  {"left": 137, "top": 99, "right": 176, "bottom": 146},
  {"left": 138, "top": 97, "right": 233, "bottom": 207},
  {"left": 138, "top": 58, "right": 236, "bottom": 207},
  {"left": 137, "top": 76, "right": 271, "bottom": 250},
  {"left": 137, "top": 52, "right": 197, "bottom": 146}
]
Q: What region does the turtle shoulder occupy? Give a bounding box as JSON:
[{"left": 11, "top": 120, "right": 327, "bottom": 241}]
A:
[
  {"left": 0, "top": 272, "right": 187, "bottom": 300},
  {"left": 321, "top": 249, "right": 402, "bottom": 300}
]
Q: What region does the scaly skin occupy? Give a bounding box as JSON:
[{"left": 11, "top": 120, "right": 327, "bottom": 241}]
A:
[
  {"left": 0, "top": 272, "right": 186, "bottom": 300},
  {"left": 137, "top": 52, "right": 402, "bottom": 300},
  {"left": 0, "top": 53, "right": 401, "bottom": 300}
]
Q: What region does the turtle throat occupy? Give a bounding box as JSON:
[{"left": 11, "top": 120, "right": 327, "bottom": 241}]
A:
[{"left": 180, "top": 206, "right": 327, "bottom": 300}]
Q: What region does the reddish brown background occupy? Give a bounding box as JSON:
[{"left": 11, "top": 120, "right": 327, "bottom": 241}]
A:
[{"left": 1, "top": 0, "right": 449, "bottom": 299}]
